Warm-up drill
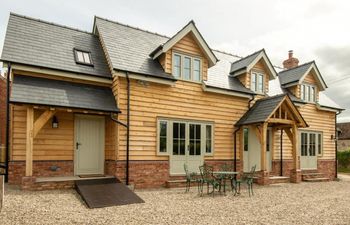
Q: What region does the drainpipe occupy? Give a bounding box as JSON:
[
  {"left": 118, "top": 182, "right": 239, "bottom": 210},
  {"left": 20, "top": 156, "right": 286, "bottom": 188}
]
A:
[
  {"left": 335, "top": 111, "right": 341, "bottom": 179},
  {"left": 126, "top": 72, "right": 130, "bottom": 185},
  {"left": 5, "top": 63, "right": 11, "bottom": 182},
  {"left": 280, "top": 129, "right": 283, "bottom": 176},
  {"left": 233, "top": 127, "right": 241, "bottom": 172}
]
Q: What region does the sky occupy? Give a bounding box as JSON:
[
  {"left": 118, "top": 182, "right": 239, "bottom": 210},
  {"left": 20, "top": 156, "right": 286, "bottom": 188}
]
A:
[{"left": 0, "top": 0, "right": 350, "bottom": 121}]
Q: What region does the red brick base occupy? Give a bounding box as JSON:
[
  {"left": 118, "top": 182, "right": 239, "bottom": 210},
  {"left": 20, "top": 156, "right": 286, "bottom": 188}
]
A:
[
  {"left": 290, "top": 169, "right": 302, "bottom": 183},
  {"left": 256, "top": 170, "right": 270, "bottom": 185},
  {"left": 21, "top": 176, "right": 74, "bottom": 191}
]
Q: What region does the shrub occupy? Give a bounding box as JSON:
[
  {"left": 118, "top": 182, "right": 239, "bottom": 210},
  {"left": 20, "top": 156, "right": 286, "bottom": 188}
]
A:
[{"left": 337, "top": 150, "right": 350, "bottom": 168}]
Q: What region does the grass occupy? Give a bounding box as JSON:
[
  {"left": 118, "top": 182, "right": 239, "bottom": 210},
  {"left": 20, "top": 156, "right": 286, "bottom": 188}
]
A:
[{"left": 338, "top": 167, "right": 350, "bottom": 173}]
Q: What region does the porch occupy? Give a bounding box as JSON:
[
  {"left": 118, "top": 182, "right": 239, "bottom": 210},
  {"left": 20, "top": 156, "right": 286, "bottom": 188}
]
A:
[{"left": 236, "top": 94, "right": 308, "bottom": 185}]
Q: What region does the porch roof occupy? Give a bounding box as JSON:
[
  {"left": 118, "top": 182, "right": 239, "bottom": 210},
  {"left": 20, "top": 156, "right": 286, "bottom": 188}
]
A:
[
  {"left": 235, "top": 94, "right": 307, "bottom": 127},
  {"left": 10, "top": 75, "right": 120, "bottom": 113}
]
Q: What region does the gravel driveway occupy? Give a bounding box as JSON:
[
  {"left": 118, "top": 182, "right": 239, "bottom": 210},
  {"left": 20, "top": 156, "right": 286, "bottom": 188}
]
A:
[{"left": 1, "top": 180, "right": 350, "bottom": 225}]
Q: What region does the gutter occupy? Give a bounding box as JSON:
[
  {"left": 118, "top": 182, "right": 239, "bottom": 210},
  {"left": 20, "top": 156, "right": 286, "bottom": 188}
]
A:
[{"left": 5, "top": 63, "right": 11, "bottom": 182}]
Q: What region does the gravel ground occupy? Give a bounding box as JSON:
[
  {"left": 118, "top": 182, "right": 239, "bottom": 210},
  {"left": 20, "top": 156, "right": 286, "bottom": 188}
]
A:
[{"left": 1, "top": 180, "right": 350, "bottom": 225}]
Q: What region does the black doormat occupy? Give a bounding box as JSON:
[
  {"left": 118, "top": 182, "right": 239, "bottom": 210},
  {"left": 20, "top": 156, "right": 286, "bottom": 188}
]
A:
[{"left": 75, "top": 177, "right": 144, "bottom": 208}]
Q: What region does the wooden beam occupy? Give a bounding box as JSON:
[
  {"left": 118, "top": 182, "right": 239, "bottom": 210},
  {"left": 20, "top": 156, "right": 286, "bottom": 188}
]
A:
[
  {"left": 267, "top": 118, "right": 295, "bottom": 124},
  {"left": 283, "top": 128, "right": 293, "bottom": 142},
  {"left": 292, "top": 123, "right": 299, "bottom": 169},
  {"left": 26, "top": 107, "right": 34, "bottom": 176},
  {"left": 33, "top": 110, "right": 56, "bottom": 138},
  {"left": 254, "top": 125, "right": 262, "bottom": 143},
  {"left": 261, "top": 122, "right": 268, "bottom": 171},
  {"left": 271, "top": 128, "right": 276, "bottom": 160}
]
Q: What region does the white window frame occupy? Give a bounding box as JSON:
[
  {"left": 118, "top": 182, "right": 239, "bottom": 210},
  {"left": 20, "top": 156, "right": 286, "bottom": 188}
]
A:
[
  {"left": 300, "top": 83, "right": 317, "bottom": 103},
  {"left": 156, "top": 118, "right": 214, "bottom": 156},
  {"left": 172, "top": 52, "right": 202, "bottom": 83},
  {"left": 300, "top": 131, "right": 323, "bottom": 157},
  {"left": 74, "top": 49, "right": 93, "bottom": 66},
  {"left": 250, "top": 71, "right": 264, "bottom": 94}
]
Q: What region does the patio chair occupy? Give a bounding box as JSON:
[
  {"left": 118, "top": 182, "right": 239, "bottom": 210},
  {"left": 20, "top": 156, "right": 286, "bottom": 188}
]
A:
[
  {"left": 183, "top": 163, "right": 200, "bottom": 193},
  {"left": 198, "top": 164, "right": 220, "bottom": 196},
  {"left": 233, "top": 165, "right": 256, "bottom": 197}
]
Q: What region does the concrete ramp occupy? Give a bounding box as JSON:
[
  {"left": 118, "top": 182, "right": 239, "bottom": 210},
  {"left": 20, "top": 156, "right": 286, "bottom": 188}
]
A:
[{"left": 75, "top": 177, "right": 144, "bottom": 208}]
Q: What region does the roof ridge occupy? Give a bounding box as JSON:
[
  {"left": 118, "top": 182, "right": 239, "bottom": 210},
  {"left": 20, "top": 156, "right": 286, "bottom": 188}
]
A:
[
  {"left": 94, "top": 15, "right": 171, "bottom": 39},
  {"left": 230, "top": 48, "right": 265, "bottom": 65},
  {"left": 279, "top": 61, "right": 314, "bottom": 74},
  {"left": 9, "top": 12, "right": 93, "bottom": 35}
]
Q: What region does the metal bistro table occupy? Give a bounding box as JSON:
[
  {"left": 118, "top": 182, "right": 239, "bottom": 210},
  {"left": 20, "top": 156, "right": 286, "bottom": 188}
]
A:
[{"left": 213, "top": 171, "right": 239, "bottom": 194}]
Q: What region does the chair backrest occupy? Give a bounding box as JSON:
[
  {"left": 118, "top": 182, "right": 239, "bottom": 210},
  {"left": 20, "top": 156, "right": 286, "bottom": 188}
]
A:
[
  {"left": 220, "top": 163, "right": 233, "bottom": 172},
  {"left": 247, "top": 165, "right": 256, "bottom": 179},
  {"left": 199, "top": 164, "right": 213, "bottom": 179}
]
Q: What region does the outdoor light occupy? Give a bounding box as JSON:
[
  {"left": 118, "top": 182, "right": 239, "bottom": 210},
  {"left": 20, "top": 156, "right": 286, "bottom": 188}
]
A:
[{"left": 52, "top": 116, "right": 59, "bottom": 128}]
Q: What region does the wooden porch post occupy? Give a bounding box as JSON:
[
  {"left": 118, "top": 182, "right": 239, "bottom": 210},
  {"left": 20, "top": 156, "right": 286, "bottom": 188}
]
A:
[
  {"left": 26, "top": 107, "right": 34, "bottom": 176},
  {"left": 292, "top": 123, "right": 299, "bottom": 170},
  {"left": 260, "top": 122, "right": 268, "bottom": 171}
]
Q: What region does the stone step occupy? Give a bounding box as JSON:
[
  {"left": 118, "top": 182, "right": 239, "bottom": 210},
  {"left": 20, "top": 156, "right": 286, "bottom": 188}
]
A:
[
  {"left": 269, "top": 176, "right": 290, "bottom": 184},
  {"left": 303, "top": 177, "right": 330, "bottom": 182},
  {"left": 302, "top": 173, "right": 326, "bottom": 179}
]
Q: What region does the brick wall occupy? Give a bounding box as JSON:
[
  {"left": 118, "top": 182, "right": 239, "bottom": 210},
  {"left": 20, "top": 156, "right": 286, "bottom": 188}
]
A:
[{"left": 318, "top": 159, "right": 336, "bottom": 180}]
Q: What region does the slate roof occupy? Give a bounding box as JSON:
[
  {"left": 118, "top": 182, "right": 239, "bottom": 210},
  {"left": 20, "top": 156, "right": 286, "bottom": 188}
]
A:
[
  {"left": 229, "top": 49, "right": 263, "bottom": 74},
  {"left": 94, "top": 17, "right": 175, "bottom": 80},
  {"left": 337, "top": 123, "right": 350, "bottom": 140},
  {"left": 278, "top": 61, "right": 314, "bottom": 86},
  {"left": 1, "top": 13, "right": 111, "bottom": 79},
  {"left": 10, "top": 75, "right": 120, "bottom": 112},
  {"left": 236, "top": 94, "right": 286, "bottom": 126}
]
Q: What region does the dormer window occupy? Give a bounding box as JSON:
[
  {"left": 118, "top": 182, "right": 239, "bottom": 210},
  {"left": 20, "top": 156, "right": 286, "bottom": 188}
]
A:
[
  {"left": 251, "top": 72, "right": 264, "bottom": 93},
  {"left": 301, "top": 84, "right": 316, "bottom": 103},
  {"left": 172, "top": 52, "right": 201, "bottom": 82},
  {"left": 74, "top": 49, "right": 93, "bottom": 66}
]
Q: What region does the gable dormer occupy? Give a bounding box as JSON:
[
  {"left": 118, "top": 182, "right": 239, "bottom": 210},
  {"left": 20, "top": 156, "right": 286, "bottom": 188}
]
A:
[
  {"left": 230, "top": 49, "right": 277, "bottom": 95},
  {"left": 279, "top": 51, "right": 327, "bottom": 104},
  {"left": 150, "top": 21, "right": 218, "bottom": 82}
]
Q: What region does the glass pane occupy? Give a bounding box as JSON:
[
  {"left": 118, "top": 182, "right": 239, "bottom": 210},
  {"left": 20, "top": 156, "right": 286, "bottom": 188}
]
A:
[
  {"left": 206, "top": 140, "right": 211, "bottom": 153},
  {"left": 180, "top": 140, "right": 186, "bottom": 155},
  {"left": 206, "top": 125, "right": 212, "bottom": 153},
  {"left": 195, "top": 140, "right": 201, "bottom": 155},
  {"left": 193, "top": 59, "right": 200, "bottom": 81},
  {"left": 83, "top": 52, "right": 91, "bottom": 64},
  {"left": 160, "top": 121, "right": 167, "bottom": 136},
  {"left": 189, "top": 140, "right": 194, "bottom": 155},
  {"left": 173, "top": 139, "right": 178, "bottom": 155},
  {"left": 160, "top": 137, "right": 167, "bottom": 152},
  {"left": 244, "top": 128, "right": 248, "bottom": 151},
  {"left": 173, "top": 123, "right": 179, "bottom": 138},
  {"left": 184, "top": 57, "right": 191, "bottom": 80},
  {"left": 301, "top": 133, "right": 308, "bottom": 156},
  {"left": 258, "top": 74, "right": 263, "bottom": 92},
  {"left": 173, "top": 55, "right": 181, "bottom": 77},
  {"left": 318, "top": 134, "right": 322, "bottom": 155},
  {"left": 305, "top": 85, "right": 309, "bottom": 101},
  {"left": 76, "top": 51, "right": 84, "bottom": 62},
  {"left": 251, "top": 73, "right": 256, "bottom": 91},
  {"left": 190, "top": 124, "right": 194, "bottom": 139},
  {"left": 195, "top": 125, "right": 201, "bottom": 139},
  {"left": 180, "top": 123, "right": 185, "bottom": 138},
  {"left": 309, "top": 133, "right": 316, "bottom": 156},
  {"left": 310, "top": 87, "right": 315, "bottom": 102}
]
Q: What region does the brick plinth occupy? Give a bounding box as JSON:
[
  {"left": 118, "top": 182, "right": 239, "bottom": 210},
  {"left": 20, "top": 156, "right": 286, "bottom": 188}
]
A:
[
  {"left": 21, "top": 176, "right": 74, "bottom": 191},
  {"left": 256, "top": 170, "right": 270, "bottom": 185},
  {"left": 290, "top": 169, "right": 302, "bottom": 183},
  {"left": 318, "top": 159, "right": 336, "bottom": 180},
  {"left": 271, "top": 160, "right": 294, "bottom": 177}
]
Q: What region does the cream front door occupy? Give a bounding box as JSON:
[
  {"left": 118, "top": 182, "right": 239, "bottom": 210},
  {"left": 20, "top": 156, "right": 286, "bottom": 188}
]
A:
[
  {"left": 169, "top": 122, "right": 204, "bottom": 175},
  {"left": 243, "top": 127, "right": 272, "bottom": 172},
  {"left": 74, "top": 115, "right": 105, "bottom": 175},
  {"left": 300, "top": 132, "right": 318, "bottom": 170}
]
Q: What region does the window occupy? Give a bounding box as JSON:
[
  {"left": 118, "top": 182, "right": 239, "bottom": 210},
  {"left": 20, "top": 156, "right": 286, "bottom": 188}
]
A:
[
  {"left": 173, "top": 54, "right": 181, "bottom": 78},
  {"left": 159, "top": 121, "right": 167, "bottom": 153},
  {"left": 243, "top": 128, "right": 248, "bottom": 151},
  {"left": 172, "top": 52, "right": 201, "bottom": 82},
  {"left": 74, "top": 49, "right": 93, "bottom": 66},
  {"left": 300, "top": 131, "right": 323, "bottom": 156},
  {"left": 250, "top": 72, "right": 264, "bottom": 93},
  {"left": 157, "top": 119, "right": 213, "bottom": 156},
  {"left": 206, "top": 125, "right": 213, "bottom": 154},
  {"left": 300, "top": 84, "right": 316, "bottom": 103}
]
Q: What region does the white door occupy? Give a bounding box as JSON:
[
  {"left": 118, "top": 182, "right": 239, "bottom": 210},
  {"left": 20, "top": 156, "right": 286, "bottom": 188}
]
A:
[
  {"left": 75, "top": 115, "right": 105, "bottom": 175},
  {"left": 169, "top": 122, "right": 204, "bottom": 175},
  {"left": 300, "top": 132, "right": 317, "bottom": 170},
  {"left": 243, "top": 127, "right": 272, "bottom": 172}
]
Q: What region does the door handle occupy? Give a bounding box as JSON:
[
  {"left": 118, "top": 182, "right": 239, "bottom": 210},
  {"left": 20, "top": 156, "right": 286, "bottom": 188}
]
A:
[{"left": 76, "top": 142, "right": 81, "bottom": 150}]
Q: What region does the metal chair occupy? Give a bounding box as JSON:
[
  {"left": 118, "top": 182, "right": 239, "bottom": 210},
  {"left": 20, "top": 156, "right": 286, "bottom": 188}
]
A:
[
  {"left": 198, "top": 164, "right": 220, "bottom": 196},
  {"left": 183, "top": 163, "right": 199, "bottom": 193},
  {"left": 233, "top": 165, "right": 256, "bottom": 196}
]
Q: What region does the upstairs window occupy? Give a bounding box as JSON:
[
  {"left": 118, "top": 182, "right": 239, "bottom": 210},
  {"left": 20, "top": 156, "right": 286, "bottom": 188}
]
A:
[
  {"left": 172, "top": 52, "right": 201, "bottom": 82},
  {"left": 300, "top": 84, "right": 316, "bottom": 103},
  {"left": 74, "top": 49, "right": 93, "bottom": 66},
  {"left": 251, "top": 72, "right": 264, "bottom": 93}
]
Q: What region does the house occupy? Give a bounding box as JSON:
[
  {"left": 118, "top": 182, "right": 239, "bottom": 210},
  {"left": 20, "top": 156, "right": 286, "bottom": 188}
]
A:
[
  {"left": 337, "top": 123, "right": 350, "bottom": 151},
  {"left": 0, "top": 13, "right": 343, "bottom": 190}
]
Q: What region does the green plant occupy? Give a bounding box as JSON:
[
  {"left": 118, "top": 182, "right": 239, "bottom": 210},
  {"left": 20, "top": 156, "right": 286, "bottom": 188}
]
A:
[{"left": 337, "top": 150, "right": 350, "bottom": 169}]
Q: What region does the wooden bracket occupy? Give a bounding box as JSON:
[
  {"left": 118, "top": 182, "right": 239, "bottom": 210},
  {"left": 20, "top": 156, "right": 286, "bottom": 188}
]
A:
[{"left": 33, "top": 110, "right": 56, "bottom": 138}]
